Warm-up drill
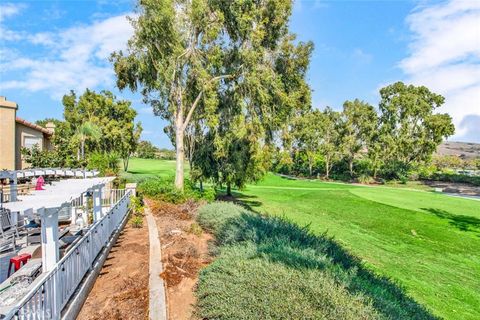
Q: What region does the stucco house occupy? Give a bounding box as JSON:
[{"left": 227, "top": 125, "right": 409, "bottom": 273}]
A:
[{"left": 0, "top": 96, "right": 54, "bottom": 170}]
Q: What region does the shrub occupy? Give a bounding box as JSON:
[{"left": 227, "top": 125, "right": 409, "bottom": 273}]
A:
[
  {"left": 130, "top": 215, "right": 143, "bottom": 228},
  {"left": 188, "top": 222, "right": 203, "bottom": 236},
  {"left": 423, "top": 172, "right": 480, "bottom": 186},
  {"left": 130, "top": 196, "right": 144, "bottom": 215},
  {"left": 21, "top": 145, "right": 64, "bottom": 168},
  {"left": 329, "top": 171, "right": 351, "bottom": 181},
  {"left": 379, "top": 160, "right": 411, "bottom": 181},
  {"left": 357, "top": 174, "right": 374, "bottom": 184},
  {"left": 137, "top": 176, "right": 215, "bottom": 203},
  {"left": 196, "top": 244, "right": 380, "bottom": 320},
  {"left": 195, "top": 202, "right": 438, "bottom": 320},
  {"left": 87, "top": 152, "right": 120, "bottom": 176},
  {"left": 197, "top": 202, "right": 247, "bottom": 235}
]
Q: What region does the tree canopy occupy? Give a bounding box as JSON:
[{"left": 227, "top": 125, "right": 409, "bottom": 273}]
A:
[
  {"left": 62, "top": 89, "right": 142, "bottom": 170},
  {"left": 136, "top": 140, "right": 159, "bottom": 159},
  {"left": 340, "top": 99, "right": 377, "bottom": 177},
  {"left": 112, "top": 0, "right": 312, "bottom": 189},
  {"left": 280, "top": 82, "right": 455, "bottom": 181},
  {"left": 25, "top": 90, "right": 141, "bottom": 171},
  {"left": 375, "top": 82, "right": 455, "bottom": 178}
]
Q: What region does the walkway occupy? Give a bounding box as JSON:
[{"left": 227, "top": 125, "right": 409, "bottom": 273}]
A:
[{"left": 146, "top": 207, "right": 168, "bottom": 320}]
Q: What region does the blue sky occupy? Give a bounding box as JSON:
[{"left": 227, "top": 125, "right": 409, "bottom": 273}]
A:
[{"left": 1, "top": 0, "right": 479, "bottom": 146}]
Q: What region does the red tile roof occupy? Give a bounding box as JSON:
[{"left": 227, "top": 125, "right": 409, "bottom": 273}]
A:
[{"left": 15, "top": 117, "right": 53, "bottom": 136}]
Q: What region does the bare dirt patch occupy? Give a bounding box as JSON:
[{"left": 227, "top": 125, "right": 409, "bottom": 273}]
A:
[
  {"left": 146, "top": 199, "right": 212, "bottom": 320},
  {"left": 77, "top": 222, "right": 149, "bottom": 320},
  {"left": 424, "top": 180, "right": 480, "bottom": 197}
]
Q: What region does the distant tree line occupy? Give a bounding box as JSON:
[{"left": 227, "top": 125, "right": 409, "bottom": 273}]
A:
[
  {"left": 274, "top": 82, "right": 455, "bottom": 182},
  {"left": 136, "top": 140, "right": 175, "bottom": 160}
]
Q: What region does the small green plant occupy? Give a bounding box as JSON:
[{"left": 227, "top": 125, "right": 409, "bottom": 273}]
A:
[
  {"left": 130, "top": 196, "right": 144, "bottom": 215},
  {"left": 357, "top": 174, "right": 374, "bottom": 184},
  {"left": 188, "top": 222, "right": 203, "bottom": 236},
  {"left": 130, "top": 215, "right": 143, "bottom": 228}
]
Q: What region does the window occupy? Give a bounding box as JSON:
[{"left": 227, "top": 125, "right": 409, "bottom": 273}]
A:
[{"left": 23, "top": 136, "right": 42, "bottom": 149}]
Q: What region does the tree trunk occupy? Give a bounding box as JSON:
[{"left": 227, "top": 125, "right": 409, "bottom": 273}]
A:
[
  {"left": 123, "top": 156, "right": 129, "bottom": 171},
  {"left": 226, "top": 182, "right": 232, "bottom": 196},
  {"left": 81, "top": 140, "right": 85, "bottom": 160},
  {"left": 349, "top": 159, "right": 354, "bottom": 178},
  {"left": 174, "top": 121, "right": 185, "bottom": 190},
  {"left": 199, "top": 180, "right": 203, "bottom": 192},
  {"left": 325, "top": 158, "right": 330, "bottom": 179}
]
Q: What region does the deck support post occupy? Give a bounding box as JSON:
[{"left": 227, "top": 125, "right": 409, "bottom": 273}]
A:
[
  {"left": 82, "top": 192, "right": 90, "bottom": 226},
  {"left": 93, "top": 185, "right": 103, "bottom": 222},
  {"left": 70, "top": 205, "right": 79, "bottom": 227},
  {"left": 39, "top": 207, "right": 59, "bottom": 273},
  {"left": 8, "top": 173, "right": 17, "bottom": 202}
]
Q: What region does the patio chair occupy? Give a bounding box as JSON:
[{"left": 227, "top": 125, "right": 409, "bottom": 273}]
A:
[
  {"left": 26, "top": 228, "right": 41, "bottom": 246},
  {"left": 0, "top": 235, "right": 15, "bottom": 253},
  {"left": 0, "top": 208, "right": 24, "bottom": 239}
]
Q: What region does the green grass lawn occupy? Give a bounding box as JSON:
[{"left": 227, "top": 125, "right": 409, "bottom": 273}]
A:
[
  {"left": 122, "top": 158, "right": 189, "bottom": 181},
  {"left": 125, "top": 158, "right": 480, "bottom": 319}
]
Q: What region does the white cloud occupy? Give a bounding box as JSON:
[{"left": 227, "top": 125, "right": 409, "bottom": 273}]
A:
[
  {"left": 0, "top": 3, "right": 25, "bottom": 22},
  {"left": 0, "top": 3, "right": 27, "bottom": 41},
  {"left": 0, "top": 13, "right": 133, "bottom": 99},
  {"left": 28, "top": 32, "right": 56, "bottom": 46},
  {"left": 400, "top": 0, "right": 480, "bottom": 142}
]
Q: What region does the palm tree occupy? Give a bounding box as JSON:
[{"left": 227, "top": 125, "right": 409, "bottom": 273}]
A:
[{"left": 75, "top": 121, "right": 102, "bottom": 161}]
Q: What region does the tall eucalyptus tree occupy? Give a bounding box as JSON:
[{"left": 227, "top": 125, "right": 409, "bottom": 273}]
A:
[{"left": 112, "top": 0, "right": 312, "bottom": 189}]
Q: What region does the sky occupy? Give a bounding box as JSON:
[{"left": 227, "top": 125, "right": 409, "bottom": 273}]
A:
[{"left": 0, "top": 0, "right": 479, "bottom": 147}]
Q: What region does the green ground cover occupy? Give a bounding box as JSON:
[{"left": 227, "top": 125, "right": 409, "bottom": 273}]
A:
[{"left": 125, "top": 158, "right": 480, "bottom": 319}]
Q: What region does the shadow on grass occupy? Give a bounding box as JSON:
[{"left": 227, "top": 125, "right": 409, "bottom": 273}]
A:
[
  {"left": 216, "top": 191, "right": 263, "bottom": 212},
  {"left": 212, "top": 208, "right": 438, "bottom": 319},
  {"left": 423, "top": 207, "right": 480, "bottom": 234},
  {"left": 232, "top": 191, "right": 263, "bottom": 210}
]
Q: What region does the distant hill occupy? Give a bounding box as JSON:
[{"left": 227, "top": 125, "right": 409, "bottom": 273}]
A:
[{"left": 436, "top": 141, "right": 480, "bottom": 159}]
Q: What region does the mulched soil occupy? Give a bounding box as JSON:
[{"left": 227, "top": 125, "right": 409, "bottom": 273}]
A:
[
  {"left": 77, "top": 222, "right": 149, "bottom": 320},
  {"left": 146, "top": 199, "right": 212, "bottom": 320}
]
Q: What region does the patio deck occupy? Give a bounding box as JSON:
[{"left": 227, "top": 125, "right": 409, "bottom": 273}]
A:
[{"left": 0, "top": 171, "right": 133, "bottom": 319}]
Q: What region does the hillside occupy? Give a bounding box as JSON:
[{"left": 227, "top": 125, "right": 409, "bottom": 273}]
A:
[{"left": 436, "top": 141, "right": 480, "bottom": 159}]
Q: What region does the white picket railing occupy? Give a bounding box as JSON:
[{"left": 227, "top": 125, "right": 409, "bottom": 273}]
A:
[
  {"left": 4, "top": 190, "right": 132, "bottom": 319},
  {"left": 109, "top": 189, "right": 126, "bottom": 206},
  {"left": 1, "top": 192, "right": 11, "bottom": 203}
]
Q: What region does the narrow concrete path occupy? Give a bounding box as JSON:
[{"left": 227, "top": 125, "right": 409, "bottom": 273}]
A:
[{"left": 146, "top": 207, "right": 168, "bottom": 320}]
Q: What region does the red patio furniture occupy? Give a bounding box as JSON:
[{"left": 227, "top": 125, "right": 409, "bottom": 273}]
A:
[
  {"left": 8, "top": 253, "right": 32, "bottom": 276},
  {"left": 35, "top": 176, "right": 45, "bottom": 190}
]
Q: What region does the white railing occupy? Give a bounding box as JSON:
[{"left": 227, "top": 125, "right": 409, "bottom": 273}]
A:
[
  {"left": 5, "top": 190, "right": 131, "bottom": 319},
  {"left": 1, "top": 192, "right": 11, "bottom": 203},
  {"left": 109, "top": 189, "right": 126, "bottom": 207}
]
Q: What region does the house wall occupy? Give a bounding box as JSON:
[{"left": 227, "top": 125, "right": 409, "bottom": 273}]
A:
[
  {"left": 0, "top": 97, "right": 17, "bottom": 170},
  {"left": 15, "top": 123, "right": 46, "bottom": 170}
]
